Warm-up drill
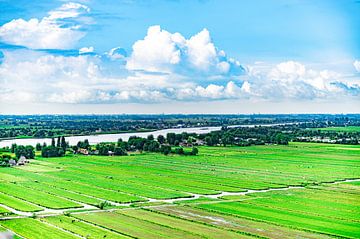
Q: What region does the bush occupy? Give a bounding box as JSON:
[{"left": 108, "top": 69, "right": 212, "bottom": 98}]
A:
[
  {"left": 114, "top": 147, "right": 127, "bottom": 156},
  {"left": 191, "top": 147, "right": 199, "bottom": 155},
  {"left": 173, "top": 147, "right": 184, "bottom": 155},
  {"left": 41, "top": 146, "right": 65, "bottom": 158},
  {"left": 98, "top": 201, "right": 112, "bottom": 209},
  {"left": 160, "top": 145, "right": 171, "bottom": 155}
]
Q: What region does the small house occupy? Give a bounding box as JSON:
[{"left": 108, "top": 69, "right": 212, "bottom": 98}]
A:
[
  {"left": 78, "top": 148, "right": 89, "bottom": 155},
  {"left": 108, "top": 151, "right": 114, "bottom": 156},
  {"left": 17, "top": 156, "right": 27, "bottom": 165},
  {"left": 9, "top": 159, "right": 16, "bottom": 167}
]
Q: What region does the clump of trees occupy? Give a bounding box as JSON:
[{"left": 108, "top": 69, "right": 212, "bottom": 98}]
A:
[
  {"left": 0, "top": 144, "right": 35, "bottom": 167},
  {"left": 41, "top": 136, "right": 68, "bottom": 158},
  {"left": 10, "top": 144, "right": 35, "bottom": 159},
  {"left": 198, "top": 126, "right": 291, "bottom": 147},
  {"left": 0, "top": 154, "right": 13, "bottom": 167},
  {"left": 96, "top": 143, "right": 127, "bottom": 156},
  {"left": 14, "top": 145, "right": 35, "bottom": 159},
  {"left": 41, "top": 146, "right": 65, "bottom": 158}
]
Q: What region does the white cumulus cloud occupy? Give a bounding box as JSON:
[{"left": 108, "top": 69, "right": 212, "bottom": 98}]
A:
[
  {"left": 247, "top": 61, "right": 359, "bottom": 99},
  {"left": 126, "top": 25, "right": 245, "bottom": 76},
  {"left": 0, "top": 2, "right": 90, "bottom": 49}
]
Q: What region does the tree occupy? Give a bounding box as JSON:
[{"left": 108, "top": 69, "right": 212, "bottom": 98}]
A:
[
  {"left": 157, "top": 135, "right": 165, "bottom": 144},
  {"left": 60, "top": 136, "right": 67, "bottom": 150},
  {"left": 11, "top": 144, "right": 17, "bottom": 153},
  {"left": 221, "top": 134, "right": 234, "bottom": 147},
  {"left": 160, "top": 145, "right": 171, "bottom": 155},
  {"left": 117, "top": 141, "right": 129, "bottom": 151},
  {"left": 144, "top": 141, "right": 160, "bottom": 152},
  {"left": 205, "top": 136, "right": 214, "bottom": 146},
  {"left": 56, "top": 137, "right": 61, "bottom": 147},
  {"left": 41, "top": 146, "right": 64, "bottom": 158},
  {"left": 51, "top": 138, "right": 56, "bottom": 147},
  {"left": 96, "top": 143, "right": 115, "bottom": 155},
  {"left": 147, "top": 134, "right": 154, "bottom": 141},
  {"left": 191, "top": 147, "right": 199, "bottom": 155},
  {"left": 166, "top": 133, "right": 176, "bottom": 145},
  {"left": 77, "top": 139, "right": 90, "bottom": 149},
  {"left": 35, "top": 143, "right": 42, "bottom": 151},
  {"left": 15, "top": 145, "right": 35, "bottom": 159},
  {"left": 128, "top": 136, "right": 146, "bottom": 151},
  {"left": 174, "top": 147, "right": 184, "bottom": 155},
  {"left": 84, "top": 139, "right": 90, "bottom": 149},
  {"left": 114, "top": 147, "right": 127, "bottom": 156}
]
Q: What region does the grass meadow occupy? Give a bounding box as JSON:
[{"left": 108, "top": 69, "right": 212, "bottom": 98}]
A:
[{"left": 0, "top": 142, "right": 359, "bottom": 238}]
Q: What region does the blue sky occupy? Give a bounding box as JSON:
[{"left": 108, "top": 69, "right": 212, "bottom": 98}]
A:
[{"left": 0, "top": 0, "right": 359, "bottom": 114}]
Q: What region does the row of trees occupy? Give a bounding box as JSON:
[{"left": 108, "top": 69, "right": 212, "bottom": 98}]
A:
[
  {"left": 197, "top": 127, "right": 290, "bottom": 147},
  {"left": 197, "top": 124, "right": 360, "bottom": 147},
  {"left": 10, "top": 144, "right": 35, "bottom": 159},
  {"left": 38, "top": 137, "right": 68, "bottom": 158},
  {"left": 3, "top": 114, "right": 324, "bottom": 140},
  {"left": 72, "top": 134, "right": 199, "bottom": 156}
]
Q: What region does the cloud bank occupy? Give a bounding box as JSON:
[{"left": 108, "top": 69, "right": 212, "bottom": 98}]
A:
[{"left": 0, "top": 2, "right": 358, "bottom": 106}]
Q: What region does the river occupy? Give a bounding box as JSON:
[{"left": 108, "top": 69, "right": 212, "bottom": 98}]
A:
[{"left": 0, "top": 123, "right": 295, "bottom": 147}]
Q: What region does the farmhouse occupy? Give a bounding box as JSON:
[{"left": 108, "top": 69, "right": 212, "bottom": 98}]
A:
[
  {"left": 78, "top": 148, "right": 89, "bottom": 155},
  {"left": 8, "top": 159, "right": 16, "bottom": 167},
  {"left": 17, "top": 156, "right": 28, "bottom": 166}
]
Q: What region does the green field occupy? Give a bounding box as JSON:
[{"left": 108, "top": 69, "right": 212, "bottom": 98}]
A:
[
  {"left": 315, "top": 126, "right": 360, "bottom": 132},
  {"left": 0, "top": 142, "right": 359, "bottom": 238}
]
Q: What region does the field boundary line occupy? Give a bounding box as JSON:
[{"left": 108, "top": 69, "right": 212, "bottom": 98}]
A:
[{"left": 39, "top": 218, "right": 86, "bottom": 239}]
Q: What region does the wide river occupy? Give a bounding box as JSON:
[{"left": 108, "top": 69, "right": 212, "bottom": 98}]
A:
[{"left": 0, "top": 123, "right": 292, "bottom": 147}]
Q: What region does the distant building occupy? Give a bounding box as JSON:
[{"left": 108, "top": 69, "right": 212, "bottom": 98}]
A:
[
  {"left": 78, "top": 148, "right": 89, "bottom": 155},
  {"left": 9, "top": 159, "right": 16, "bottom": 167},
  {"left": 17, "top": 156, "right": 27, "bottom": 165},
  {"left": 108, "top": 151, "right": 114, "bottom": 156}
]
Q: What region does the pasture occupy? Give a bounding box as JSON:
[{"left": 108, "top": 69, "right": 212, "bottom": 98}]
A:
[
  {"left": 315, "top": 126, "right": 360, "bottom": 132},
  {"left": 0, "top": 142, "right": 359, "bottom": 238}
]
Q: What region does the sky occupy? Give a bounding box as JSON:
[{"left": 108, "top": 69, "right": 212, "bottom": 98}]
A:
[{"left": 0, "top": 0, "right": 359, "bottom": 114}]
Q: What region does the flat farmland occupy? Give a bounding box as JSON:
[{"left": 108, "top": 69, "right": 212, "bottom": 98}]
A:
[
  {"left": 315, "top": 126, "right": 360, "bottom": 132},
  {"left": 0, "top": 142, "right": 359, "bottom": 238}
]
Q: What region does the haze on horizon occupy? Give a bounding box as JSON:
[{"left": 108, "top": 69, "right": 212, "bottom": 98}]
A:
[{"left": 0, "top": 0, "right": 359, "bottom": 114}]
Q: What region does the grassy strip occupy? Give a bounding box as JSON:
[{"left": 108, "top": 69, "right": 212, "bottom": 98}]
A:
[
  {"left": 117, "top": 208, "right": 254, "bottom": 239},
  {"left": 0, "top": 183, "right": 81, "bottom": 209},
  {"left": 73, "top": 211, "right": 203, "bottom": 239},
  {"left": 0, "top": 218, "right": 78, "bottom": 239},
  {"left": 42, "top": 215, "right": 130, "bottom": 239},
  {"left": 20, "top": 181, "right": 103, "bottom": 206},
  {"left": 196, "top": 201, "right": 360, "bottom": 238},
  {"left": 0, "top": 192, "right": 42, "bottom": 212}
]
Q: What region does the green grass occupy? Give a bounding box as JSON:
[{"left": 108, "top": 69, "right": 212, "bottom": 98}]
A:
[
  {"left": 0, "top": 143, "right": 359, "bottom": 238},
  {"left": 150, "top": 205, "right": 333, "bottom": 239},
  {"left": 0, "top": 218, "right": 78, "bottom": 239},
  {"left": 315, "top": 126, "right": 360, "bottom": 132},
  {"left": 0, "top": 192, "right": 42, "bottom": 212},
  {"left": 0, "top": 182, "right": 81, "bottom": 209},
  {"left": 42, "top": 216, "right": 130, "bottom": 239},
  {"left": 195, "top": 183, "right": 360, "bottom": 238},
  {"left": 116, "top": 208, "right": 250, "bottom": 238},
  {"left": 20, "top": 181, "right": 103, "bottom": 206},
  {"left": 73, "top": 211, "right": 206, "bottom": 239},
  {"left": 0, "top": 206, "right": 11, "bottom": 215}
]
